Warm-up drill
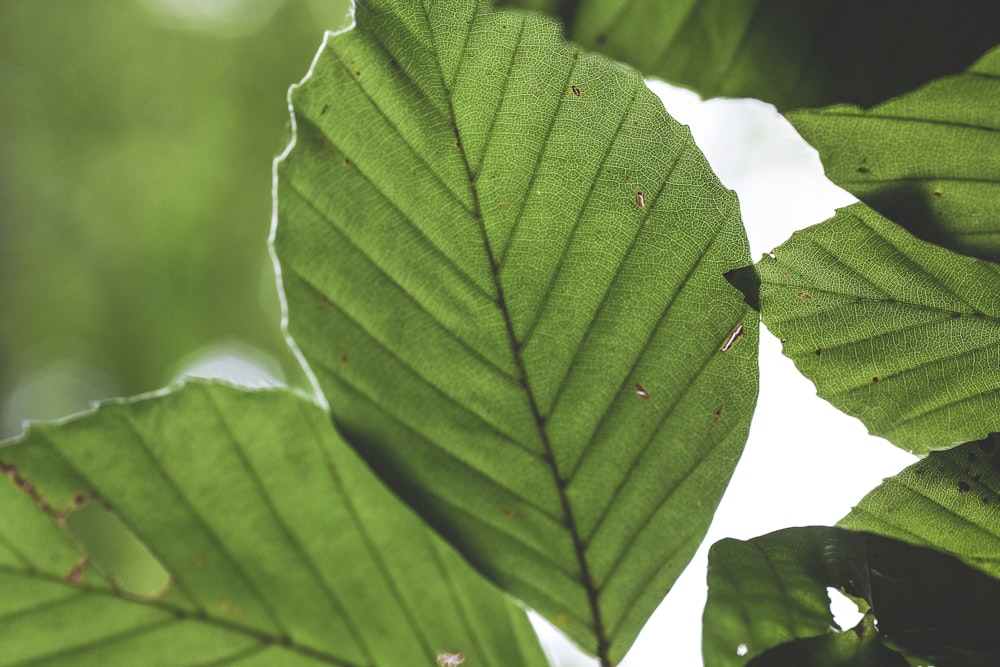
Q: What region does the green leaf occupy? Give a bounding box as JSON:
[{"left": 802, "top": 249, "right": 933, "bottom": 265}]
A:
[
  {"left": 273, "top": 0, "right": 756, "bottom": 660},
  {"left": 703, "top": 527, "right": 1000, "bottom": 667},
  {"left": 498, "top": 0, "right": 1000, "bottom": 110},
  {"left": 757, "top": 202, "right": 1000, "bottom": 453},
  {"left": 746, "top": 615, "right": 909, "bottom": 667},
  {"left": 840, "top": 434, "right": 1000, "bottom": 579},
  {"left": 788, "top": 45, "right": 1000, "bottom": 263},
  {"left": 0, "top": 382, "right": 548, "bottom": 667}
]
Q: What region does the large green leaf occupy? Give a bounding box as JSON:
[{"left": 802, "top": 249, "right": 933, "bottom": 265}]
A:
[
  {"left": 840, "top": 434, "right": 1000, "bottom": 579},
  {"left": 0, "top": 382, "right": 548, "bottom": 666},
  {"left": 703, "top": 526, "right": 1000, "bottom": 667},
  {"left": 756, "top": 202, "right": 1000, "bottom": 453},
  {"left": 498, "top": 0, "right": 1000, "bottom": 110},
  {"left": 273, "top": 0, "right": 757, "bottom": 660},
  {"left": 789, "top": 45, "right": 1000, "bottom": 263}
]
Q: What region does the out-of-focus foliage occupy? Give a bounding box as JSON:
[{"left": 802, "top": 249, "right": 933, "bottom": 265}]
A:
[{"left": 0, "top": 0, "right": 351, "bottom": 435}]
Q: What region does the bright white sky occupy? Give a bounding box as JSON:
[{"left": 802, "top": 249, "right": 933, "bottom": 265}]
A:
[{"left": 530, "top": 82, "right": 919, "bottom": 667}]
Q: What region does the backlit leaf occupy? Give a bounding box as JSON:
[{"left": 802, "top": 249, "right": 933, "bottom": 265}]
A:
[
  {"left": 273, "top": 0, "right": 757, "bottom": 660},
  {"left": 0, "top": 382, "right": 547, "bottom": 666}
]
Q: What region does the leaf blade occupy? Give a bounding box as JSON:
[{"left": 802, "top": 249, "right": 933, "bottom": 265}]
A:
[
  {"left": 0, "top": 382, "right": 548, "bottom": 667},
  {"left": 275, "top": 0, "right": 757, "bottom": 659},
  {"left": 757, "top": 202, "right": 1000, "bottom": 453}
]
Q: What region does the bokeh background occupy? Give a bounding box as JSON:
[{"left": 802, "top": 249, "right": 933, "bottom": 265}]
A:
[
  {"left": 1, "top": 0, "right": 352, "bottom": 436},
  {"left": 1, "top": 2, "right": 917, "bottom": 665}
]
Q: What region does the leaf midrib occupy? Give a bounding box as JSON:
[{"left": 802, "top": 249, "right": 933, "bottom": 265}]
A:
[{"left": 418, "top": 4, "right": 611, "bottom": 661}]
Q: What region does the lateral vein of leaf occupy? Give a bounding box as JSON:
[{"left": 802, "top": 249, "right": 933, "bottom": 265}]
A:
[
  {"left": 763, "top": 283, "right": 997, "bottom": 325},
  {"left": 289, "top": 268, "right": 535, "bottom": 452},
  {"left": 584, "top": 312, "right": 738, "bottom": 546},
  {"left": 598, "top": 416, "right": 743, "bottom": 593},
  {"left": 118, "top": 413, "right": 288, "bottom": 633},
  {"left": 889, "top": 385, "right": 1000, "bottom": 435},
  {"left": 289, "top": 117, "right": 494, "bottom": 301},
  {"left": 836, "top": 175, "right": 1000, "bottom": 187},
  {"left": 648, "top": 1, "right": 706, "bottom": 77},
  {"left": 712, "top": 0, "right": 766, "bottom": 90},
  {"left": 279, "top": 193, "right": 515, "bottom": 382},
  {"left": 319, "top": 369, "right": 568, "bottom": 528},
  {"left": 0, "top": 590, "right": 80, "bottom": 624},
  {"left": 801, "top": 109, "right": 999, "bottom": 134},
  {"left": 470, "top": 17, "right": 525, "bottom": 177},
  {"left": 191, "top": 643, "right": 272, "bottom": 667},
  {"left": 0, "top": 527, "right": 32, "bottom": 568},
  {"left": 496, "top": 44, "right": 579, "bottom": 269},
  {"left": 0, "top": 567, "right": 359, "bottom": 666},
  {"left": 9, "top": 617, "right": 181, "bottom": 667},
  {"left": 329, "top": 48, "right": 476, "bottom": 215},
  {"left": 201, "top": 390, "right": 375, "bottom": 663},
  {"left": 827, "top": 336, "right": 1000, "bottom": 396},
  {"left": 562, "top": 214, "right": 715, "bottom": 480},
  {"left": 891, "top": 476, "right": 1000, "bottom": 532},
  {"left": 544, "top": 142, "right": 689, "bottom": 422},
  {"left": 519, "top": 82, "right": 642, "bottom": 347},
  {"left": 425, "top": 541, "right": 492, "bottom": 666},
  {"left": 331, "top": 447, "right": 439, "bottom": 662}
]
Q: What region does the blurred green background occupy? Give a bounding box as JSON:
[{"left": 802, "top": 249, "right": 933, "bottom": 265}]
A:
[{"left": 1, "top": 0, "right": 353, "bottom": 437}]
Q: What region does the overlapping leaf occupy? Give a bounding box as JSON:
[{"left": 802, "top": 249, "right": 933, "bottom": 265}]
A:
[
  {"left": 790, "top": 45, "right": 1000, "bottom": 262},
  {"left": 499, "top": 0, "right": 1000, "bottom": 110},
  {"left": 757, "top": 202, "right": 1000, "bottom": 453},
  {"left": 0, "top": 382, "right": 548, "bottom": 666},
  {"left": 703, "top": 526, "right": 1000, "bottom": 667},
  {"left": 273, "top": 0, "right": 757, "bottom": 660},
  {"left": 840, "top": 434, "right": 1000, "bottom": 579}
]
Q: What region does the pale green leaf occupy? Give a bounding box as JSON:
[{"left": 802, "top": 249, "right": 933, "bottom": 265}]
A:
[
  {"left": 0, "top": 382, "right": 547, "bottom": 667},
  {"left": 273, "top": 0, "right": 756, "bottom": 660},
  {"left": 789, "top": 45, "right": 1000, "bottom": 262},
  {"left": 840, "top": 434, "right": 1000, "bottom": 579},
  {"left": 703, "top": 527, "right": 1000, "bottom": 667},
  {"left": 498, "top": 0, "right": 1000, "bottom": 110},
  {"left": 757, "top": 202, "right": 1000, "bottom": 453}
]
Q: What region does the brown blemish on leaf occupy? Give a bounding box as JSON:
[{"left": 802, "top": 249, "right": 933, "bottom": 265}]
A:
[
  {"left": 796, "top": 290, "right": 814, "bottom": 301},
  {"left": 933, "top": 188, "right": 943, "bottom": 198},
  {"left": 708, "top": 406, "right": 723, "bottom": 437},
  {"left": 634, "top": 384, "right": 650, "bottom": 399},
  {"left": 872, "top": 376, "right": 879, "bottom": 383},
  {"left": 815, "top": 348, "right": 823, "bottom": 357},
  {"left": 320, "top": 103, "right": 329, "bottom": 115},
  {"left": 595, "top": 33, "right": 607, "bottom": 45},
  {"left": 958, "top": 481, "right": 971, "bottom": 493},
  {"left": 635, "top": 191, "right": 646, "bottom": 208},
  {"left": 501, "top": 507, "right": 516, "bottom": 518},
  {"left": 340, "top": 354, "right": 349, "bottom": 364},
  {"left": 554, "top": 613, "right": 570, "bottom": 627},
  {"left": 322, "top": 295, "right": 334, "bottom": 307},
  {"left": 1, "top": 460, "right": 55, "bottom": 517},
  {"left": 65, "top": 558, "right": 88, "bottom": 586},
  {"left": 856, "top": 165, "right": 870, "bottom": 174},
  {"left": 191, "top": 554, "right": 205, "bottom": 568},
  {"left": 571, "top": 84, "right": 581, "bottom": 97}
]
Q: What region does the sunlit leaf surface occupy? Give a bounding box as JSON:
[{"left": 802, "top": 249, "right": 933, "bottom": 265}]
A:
[
  {"left": 757, "top": 202, "right": 1000, "bottom": 453},
  {"left": 274, "top": 0, "right": 757, "bottom": 660},
  {"left": 790, "top": 46, "right": 1000, "bottom": 262},
  {"left": 840, "top": 433, "right": 1000, "bottom": 579},
  {"left": 0, "top": 382, "right": 547, "bottom": 667}
]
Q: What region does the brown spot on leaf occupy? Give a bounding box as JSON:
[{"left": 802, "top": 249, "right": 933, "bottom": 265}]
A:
[
  {"left": 635, "top": 384, "right": 650, "bottom": 399},
  {"left": 815, "top": 348, "right": 823, "bottom": 357},
  {"left": 340, "top": 354, "right": 349, "bottom": 364},
  {"left": 796, "top": 290, "right": 814, "bottom": 301},
  {"left": 191, "top": 554, "right": 205, "bottom": 568},
  {"left": 933, "top": 188, "right": 943, "bottom": 198},
  {"left": 872, "top": 376, "right": 879, "bottom": 383},
  {"left": 635, "top": 191, "right": 646, "bottom": 208},
  {"left": 595, "top": 33, "right": 606, "bottom": 45},
  {"left": 856, "top": 165, "right": 870, "bottom": 174},
  {"left": 571, "top": 84, "right": 581, "bottom": 97},
  {"left": 958, "top": 481, "right": 971, "bottom": 493},
  {"left": 65, "top": 559, "right": 88, "bottom": 586},
  {"left": 501, "top": 507, "right": 516, "bottom": 518}
]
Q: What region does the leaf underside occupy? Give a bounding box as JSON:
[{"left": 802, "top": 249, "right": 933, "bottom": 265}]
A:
[
  {"left": 703, "top": 526, "right": 1000, "bottom": 667},
  {"left": 0, "top": 382, "right": 548, "bottom": 667},
  {"left": 789, "top": 45, "right": 1000, "bottom": 263},
  {"left": 840, "top": 434, "right": 1000, "bottom": 580},
  {"left": 500, "top": 0, "right": 1000, "bottom": 111},
  {"left": 757, "top": 202, "right": 1000, "bottom": 454},
  {"left": 274, "top": 0, "right": 756, "bottom": 660}
]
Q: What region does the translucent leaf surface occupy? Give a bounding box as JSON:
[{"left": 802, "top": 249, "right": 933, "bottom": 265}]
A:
[
  {"left": 703, "top": 526, "right": 1000, "bottom": 667},
  {"left": 840, "top": 434, "right": 1000, "bottom": 579},
  {"left": 789, "top": 45, "right": 1000, "bottom": 262},
  {"left": 757, "top": 202, "right": 1000, "bottom": 453},
  {"left": 273, "top": 0, "right": 757, "bottom": 660},
  {"left": 498, "top": 0, "right": 1000, "bottom": 110},
  {"left": 0, "top": 382, "right": 547, "bottom": 667}
]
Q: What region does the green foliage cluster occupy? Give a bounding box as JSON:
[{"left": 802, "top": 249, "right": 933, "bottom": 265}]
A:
[{"left": 2, "top": 1, "right": 999, "bottom": 665}]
